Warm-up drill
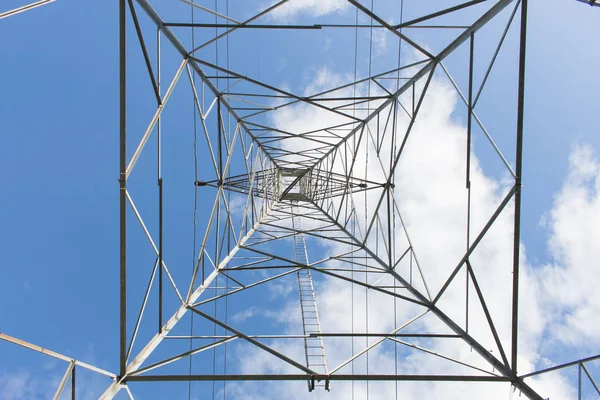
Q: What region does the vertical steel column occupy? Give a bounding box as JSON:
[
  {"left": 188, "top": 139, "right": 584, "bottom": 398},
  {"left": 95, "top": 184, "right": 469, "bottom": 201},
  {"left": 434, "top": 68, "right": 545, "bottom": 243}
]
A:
[
  {"left": 465, "top": 32, "right": 474, "bottom": 334},
  {"left": 157, "top": 27, "right": 163, "bottom": 333},
  {"left": 511, "top": 0, "right": 528, "bottom": 375},
  {"left": 466, "top": 32, "right": 474, "bottom": 190},
  {"left": 218, "top": 98, "right": 223, "bottom": 180},
  {"left": 71, "top": 365, "right": 76, "bottom": 400},
  {"left": 578, "top": 363, "right": 582, "bottom": 400},
  {"left": 119, "top": 0, "right": 127, "bottom": 379}
]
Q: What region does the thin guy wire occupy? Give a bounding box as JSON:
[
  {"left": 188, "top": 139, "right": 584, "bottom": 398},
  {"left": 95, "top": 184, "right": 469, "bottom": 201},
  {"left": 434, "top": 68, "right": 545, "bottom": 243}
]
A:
[
  {"left": 365, "top": 1, "right": 375, "bottom": 396},
  {"left": 223, "top": 1, "right": 230, "bottom": 397},
  {"left": 394, "top": 3, "right": 404, "bottom": 398},
  {"left": 212, "top": 1, "right": 219, "bottom": 397},
  {"left": 188, "top": 2, "right": 198, "bottom": 399},
  {"left": 351, "top": 4, "right": 359, "bottom": 398}
]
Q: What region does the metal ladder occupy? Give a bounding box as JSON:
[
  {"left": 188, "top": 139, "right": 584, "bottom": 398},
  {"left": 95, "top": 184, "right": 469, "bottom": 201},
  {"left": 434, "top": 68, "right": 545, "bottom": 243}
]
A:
[{"left": 291, "top": 203, "right": 329, "bottom": 391}]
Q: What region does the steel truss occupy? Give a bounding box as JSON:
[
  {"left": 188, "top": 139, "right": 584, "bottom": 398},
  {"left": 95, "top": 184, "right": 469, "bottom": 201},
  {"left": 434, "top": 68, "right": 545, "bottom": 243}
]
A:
[
  {"left": 114, "top": 0, "right": 597, "bottom": 398},
  {"left": 1, "top": 0, "right": 598, "bottom": 398}
]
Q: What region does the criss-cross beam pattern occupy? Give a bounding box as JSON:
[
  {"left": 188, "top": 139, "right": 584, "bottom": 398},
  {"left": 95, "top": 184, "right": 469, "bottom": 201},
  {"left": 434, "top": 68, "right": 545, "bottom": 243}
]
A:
[{"left": 108, "top": 0, "right": 557, "bottom": 399}]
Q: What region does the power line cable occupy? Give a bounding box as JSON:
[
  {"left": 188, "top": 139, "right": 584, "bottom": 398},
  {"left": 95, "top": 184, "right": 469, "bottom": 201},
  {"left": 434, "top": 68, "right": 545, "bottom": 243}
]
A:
[{"left": 188, "top": 1, "right": 198, "bottom": 399}]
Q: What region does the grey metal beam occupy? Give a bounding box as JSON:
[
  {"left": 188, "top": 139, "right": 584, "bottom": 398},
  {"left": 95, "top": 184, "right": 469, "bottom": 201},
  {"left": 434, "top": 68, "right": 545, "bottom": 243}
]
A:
[
  {"left": 520, "top": 354, "right": 600, "bottom": 378},
  {"left": 311, "top": 0, "right": 515, "bottom": 169},
  {"left": 127, "top": 0, "right": 161, "bottom": 105},
  {"left": 0, "top": 0, "right": 54, "bottom": 20},
  {"left": 188, "top": 306, "right": 317, "bottom": 375},
  {"left": 52, "top": 361, "right": 75, "bottom": 400},
  {"left": 119, "top": 0, "right": 127, "bottom": 379},
  {"left": 581, "top": 363, "right": 600, "bottom": 396},
  {"left": 126, "top": 374, "right": 512, "bottom": 382},
  {"left": 133, "top": 0, "right": 280, "bottom": 167},
  {"left": 511, "top": 0, "right": 528, "bottom": 375},
  {"left": 0, "top": 333, "right": 116, "bottom": 378},
  {"left": 310, "top": 200, "right": 544, "bottom": 400},
  {"left": 395, "top": 0, "right": 486, "bottom": 28},
  {"left": 99, "top": 215, "right": 270, "bottom": 398}
]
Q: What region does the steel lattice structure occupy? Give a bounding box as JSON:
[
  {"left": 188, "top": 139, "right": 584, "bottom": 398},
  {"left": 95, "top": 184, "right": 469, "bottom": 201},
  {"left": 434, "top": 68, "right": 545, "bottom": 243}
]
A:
[
  {"left": 108, "top": 0, "right": 546, "bottom": 397},
  {"left": 2, "top": 0, "right": 600, "bottom": 399}
]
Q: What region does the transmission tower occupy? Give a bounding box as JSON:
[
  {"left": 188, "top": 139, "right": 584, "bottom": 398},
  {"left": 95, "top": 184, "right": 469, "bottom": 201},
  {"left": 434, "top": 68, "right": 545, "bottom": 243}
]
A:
[
  {"left": 107, "top": 0, "right": 545, "bottom": 397},
  {"left": 2, "top": 0, "right": 599, "bottom": 399}
]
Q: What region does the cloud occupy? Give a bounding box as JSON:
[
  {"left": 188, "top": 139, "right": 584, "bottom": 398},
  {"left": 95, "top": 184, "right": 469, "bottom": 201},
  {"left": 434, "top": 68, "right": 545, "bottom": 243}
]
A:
[
  {"left": 267, "top": 0, "right": 349, "bottom": 20},
  {"left": 0, "top": 370, "right": 61, "bottom": 400},
  {"left": 537, "top": 144, "right": 600, "bottom": 347},
  {"left": 232, "top": 307, "right": 259, "bottom": 323},
  {"left": 0, "top": 371, "right": 36, "bottom": 400},
  {"left": 0, "top": 345, "right": 115, "bottom": 400},
  {"left": 371, "top": 29, "right": 389, "bottom": 56},
  {"left": 218, "top": 65, "right": 600, "bottom": 399}
]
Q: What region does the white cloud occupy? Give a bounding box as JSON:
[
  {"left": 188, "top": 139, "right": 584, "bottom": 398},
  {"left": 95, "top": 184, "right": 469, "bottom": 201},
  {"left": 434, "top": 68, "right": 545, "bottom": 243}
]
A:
[
  {"left": 537, "top": 144, "right": 600, "bottom": 346},
  {"left": 371, "top": 29, "right": 388, "bottom": 56},
  {"left": 0, "top": 371, "right": 36, "bottom": 400},
  {"left": 267, "top": 0, "right": 349, "bottom": 20},
  {"left": 0, "top": 370, "right": 64, "bottom": 400},
  {"left": 232, "top": 307, "right": 259, "bottom": 323}
]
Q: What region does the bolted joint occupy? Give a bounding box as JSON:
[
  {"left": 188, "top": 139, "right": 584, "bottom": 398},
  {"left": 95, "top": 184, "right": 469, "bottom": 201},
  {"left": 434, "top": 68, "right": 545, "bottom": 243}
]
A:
[{"left": 194, "top": 180, "right": 208, "bottom": 187}]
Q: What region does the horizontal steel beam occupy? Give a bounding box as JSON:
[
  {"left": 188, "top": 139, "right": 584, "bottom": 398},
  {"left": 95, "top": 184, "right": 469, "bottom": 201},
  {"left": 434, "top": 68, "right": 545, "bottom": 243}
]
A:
[{"left": 126, "top": 374, "right": 511, "bottom": 382}]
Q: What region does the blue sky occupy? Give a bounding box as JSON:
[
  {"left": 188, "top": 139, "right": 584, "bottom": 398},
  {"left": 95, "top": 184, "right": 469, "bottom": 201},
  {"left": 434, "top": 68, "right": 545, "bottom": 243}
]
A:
[{"left": 0, "top": 1, "right": 599, "bottom": 399}]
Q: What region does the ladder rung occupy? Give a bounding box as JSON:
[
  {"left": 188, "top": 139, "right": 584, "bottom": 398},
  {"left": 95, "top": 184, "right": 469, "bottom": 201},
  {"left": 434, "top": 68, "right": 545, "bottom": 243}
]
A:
[{"left": 293, "top": 209, "right": 328, "bottom": 381}]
